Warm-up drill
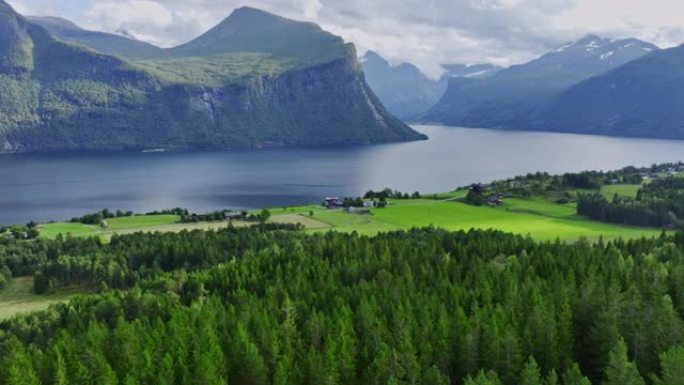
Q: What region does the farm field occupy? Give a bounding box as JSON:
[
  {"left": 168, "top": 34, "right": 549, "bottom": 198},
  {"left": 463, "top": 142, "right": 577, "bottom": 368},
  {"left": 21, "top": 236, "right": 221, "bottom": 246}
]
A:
[
  {"left": 283, "top": 198, "right": 661, "bottom": 240},
  {"left": 40, "top": 215, "right": 182, "bottom": 240},
  {"left": 600, "top": 184, "right": 642, "bottom": 199},
  {"left": 0, "top": 277, "right": 80, "bottom": 320},
  {"left": 37, "top": 196, "right": 662, "bottom": 242}
]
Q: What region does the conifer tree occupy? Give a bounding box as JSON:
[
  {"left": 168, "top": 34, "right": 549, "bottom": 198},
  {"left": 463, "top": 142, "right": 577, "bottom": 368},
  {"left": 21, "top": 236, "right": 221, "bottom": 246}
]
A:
[
  {"left": 652, "top": 346, "right": 684, "bottom": 385},
  {"left": 464, "top": 370, "right": 503, "bottom": 385},
  {"left": 520, "top": 356, "right": 543, "bottom": 385},
  {"left": 2, "top": 338, "right": 41, "bottom": 385},
  {"left": 545, "top": 369, "right": 559, "bottom": 385},
  {"left": 603, "top": 339, "right": 645, "bottom": 385},
  {"left": 562, "top": 363, "right": 591, "bottom": 385}
]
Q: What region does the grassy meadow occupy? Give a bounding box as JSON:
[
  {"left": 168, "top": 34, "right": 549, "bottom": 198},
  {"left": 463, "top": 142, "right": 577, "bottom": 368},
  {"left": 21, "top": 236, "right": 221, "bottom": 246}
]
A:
[
  {"left": 37, "top": 194, "right": 662, "bottom": 242},
  {"left": 600, "top": 184, "right": 642, "bottom": 200},
  {"left": 40, "top": 214, "right": 182, "bottom": 240},
  {"left": 0, "top": 277, "right": 80, "bottom": 320},
  {"left": 274, "top": 197, "right": 661, "bottom": 241}
]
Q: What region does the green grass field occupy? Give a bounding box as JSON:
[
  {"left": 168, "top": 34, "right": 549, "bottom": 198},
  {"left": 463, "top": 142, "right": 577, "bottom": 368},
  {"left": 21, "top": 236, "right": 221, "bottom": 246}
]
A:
[
  {"left": 39, "top": 195, "right": 662, "bottom": 243},
  {"left": 0, "top": 277, "right": 79, "bottom": 320},
  {"left": 38, "top": 222, "right": 96, "bottom": 238},
  {"left": 40, "top": 215, "right": 181, "bottom": 239},
  {"left": 105, "top": 215, "right": 180, "bottom": 230},
  {"left": 281, "top": 198, "right": 661, "bottom": 241},
  {"left": 600, "top": 184, "right": 642, "bottom": 200}
]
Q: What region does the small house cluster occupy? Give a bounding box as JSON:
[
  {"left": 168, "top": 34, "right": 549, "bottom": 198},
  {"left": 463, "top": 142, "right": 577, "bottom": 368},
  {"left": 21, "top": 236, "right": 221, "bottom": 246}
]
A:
[
  {"left": 322, "top": 197, "right": 383, "bottom": 214},
  {"left": 486, "top": 192, "right": 512, "bottom": 207},
  {"left": 345, "top": 206, "right": 372, "bottom": 215},
  {"left": 182, "top": 209, "right": 247, "bottom": 223},
  {"left": 323, "top": 197, "right": 344, "bottom": 208}
]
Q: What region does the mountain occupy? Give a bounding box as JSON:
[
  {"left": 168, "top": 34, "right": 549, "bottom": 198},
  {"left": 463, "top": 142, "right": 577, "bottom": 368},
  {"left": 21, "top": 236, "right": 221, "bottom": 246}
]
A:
[
  {"left": 361, "top": 51, "right": 446, "bottom": 119},
  {"left": 424, "top": 35, "right": 658, "bottom": 129},
  {"left": 538, "top": 44, "right": 684, "bottom": 138},
  {"left": 170, "top": 7, "right": 345, "bottom": 63},
  {"left": 440, "top": 63, "right": 501, "bottom": 79},
  {"left": 27, "top": 16, "right": 163, "bottom": 58},
  {"left": 0, "top": 3, "right": 423, "bottom": 153}
]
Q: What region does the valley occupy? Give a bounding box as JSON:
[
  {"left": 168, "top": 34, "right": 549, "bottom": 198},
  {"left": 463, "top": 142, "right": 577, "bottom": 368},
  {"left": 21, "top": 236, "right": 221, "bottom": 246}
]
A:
[
  {"left": 3, "top": 164, "right": 671, "bottom": 320},
  {"left": 2, "top": 1, "right": 684, "bottom": 384}
]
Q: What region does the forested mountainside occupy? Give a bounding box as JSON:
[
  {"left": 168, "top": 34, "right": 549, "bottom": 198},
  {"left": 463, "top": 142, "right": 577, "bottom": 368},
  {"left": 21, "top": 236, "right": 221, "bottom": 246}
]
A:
[
  {"left": 1, "top": 226, "right": 684, "bottom": 384},
  {"left": 0, "top": 2, "right": 423, "bottom": 153}
]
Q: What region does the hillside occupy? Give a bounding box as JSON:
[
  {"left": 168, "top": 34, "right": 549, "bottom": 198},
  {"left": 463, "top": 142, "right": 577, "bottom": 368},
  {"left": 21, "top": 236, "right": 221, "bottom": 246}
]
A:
[
  {"left": 0, "top": 3, "right": 423, "bottom": 153},
  {"left": 424, "top": 35, "right": 658, "bottom": 130},
  {"left": 540, "top": 44, "right": 684, "bottom": 138},
  {"left": 27, "top": 16, "right": 163, "bottom": 59}
]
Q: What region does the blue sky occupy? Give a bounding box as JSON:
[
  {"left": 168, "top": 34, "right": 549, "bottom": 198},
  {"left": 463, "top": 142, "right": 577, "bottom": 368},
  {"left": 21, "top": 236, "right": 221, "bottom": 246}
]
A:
[{"left": 8, "top": 0, "right": 684, "bottom": 78}]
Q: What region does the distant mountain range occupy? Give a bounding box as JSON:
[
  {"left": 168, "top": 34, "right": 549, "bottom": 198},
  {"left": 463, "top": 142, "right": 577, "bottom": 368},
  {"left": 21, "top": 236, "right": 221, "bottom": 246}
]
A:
[
  {"left": 360, "top": 51, "right": 445, "bottom": 119},
  {"left": 540, "top": 43, "right": 684, "bottom": 138},
  {"left": 361, "top": 51, "right": 500, "bottom": 120},
  {"left": 420, "top": 35, "right": 684, "bottom": 140},
  {"left": 0, "top": 2, "right": 423, "bottom": 153},
  {"left": 424, "top": 35, "right": 658, "bottom": 128}
]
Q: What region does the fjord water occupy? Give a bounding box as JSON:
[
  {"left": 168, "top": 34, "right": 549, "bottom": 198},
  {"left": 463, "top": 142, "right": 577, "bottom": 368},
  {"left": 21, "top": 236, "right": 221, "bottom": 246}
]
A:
[{"left": 2, "top": 125, "right": 684, "bottom": 225}]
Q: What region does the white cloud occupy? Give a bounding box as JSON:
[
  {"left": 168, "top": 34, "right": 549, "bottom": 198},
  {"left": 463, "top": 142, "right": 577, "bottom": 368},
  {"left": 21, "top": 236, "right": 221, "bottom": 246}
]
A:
[
  {"left": 80, "top": 1, "right": 176, "bottom": 46},
  {"left": 8, "top": 0, "right": 684, "bottom": 77}
]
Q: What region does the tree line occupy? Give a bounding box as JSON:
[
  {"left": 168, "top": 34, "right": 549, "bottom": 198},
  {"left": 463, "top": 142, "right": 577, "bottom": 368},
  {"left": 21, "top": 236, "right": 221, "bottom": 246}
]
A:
[
  {"left": 1, "top": 226, "right": 684, "bottom": 384},
  {"left": 577, "top": 177, "right": 684, "bottom": 228}
]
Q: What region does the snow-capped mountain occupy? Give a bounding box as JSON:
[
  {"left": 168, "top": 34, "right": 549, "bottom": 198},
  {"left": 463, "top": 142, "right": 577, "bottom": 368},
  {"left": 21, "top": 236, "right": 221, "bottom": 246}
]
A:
[
  {"left": 541, "top": 42, "right": 684, "bottom": 139},
  {"left": 510, "top": 35, "right": 658, "bottom": 82},
  {"left": 440, "top": 63, "right": 502, "bottom": 79},
  {"left": 423, "top": 35, "right": 658, "bottom": 129}
]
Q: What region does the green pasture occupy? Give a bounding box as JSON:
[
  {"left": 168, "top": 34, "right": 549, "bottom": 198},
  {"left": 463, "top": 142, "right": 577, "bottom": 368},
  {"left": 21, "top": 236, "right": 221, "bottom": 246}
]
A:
[
  {"left": 38, "top": 196, "right": 662, "bottom": 242},
  {"left": 0, "top": 277, "right": 79, "bottom": 320},
  {"left": 600, "top": 184, "right": 642, "bottom": 200}
]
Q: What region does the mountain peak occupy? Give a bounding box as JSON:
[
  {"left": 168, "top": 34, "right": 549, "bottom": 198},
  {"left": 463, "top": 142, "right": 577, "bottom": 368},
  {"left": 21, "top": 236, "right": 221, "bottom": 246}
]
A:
[
  {"left": 171, "top": 6, "right": 348, "bottom": 64},
  {"left": 231, "top": 6, "right": 275, "bottom": 17},
  {"left": 217, "top": 6, "right": 296, "bottom": 28},
  {"left": 552, "top": 34, "right": 657, "bottom": 55},
  {"left": 577, "top": 34, "right": 603, "bottom": 43},
  {"left": 361, "top": 50, "right": 388, "bottom": 65}
]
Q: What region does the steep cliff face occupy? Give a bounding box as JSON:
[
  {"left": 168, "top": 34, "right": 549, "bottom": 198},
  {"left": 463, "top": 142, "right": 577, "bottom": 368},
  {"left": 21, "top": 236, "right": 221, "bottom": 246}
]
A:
[
  {"left": 0, "top": 3, "right": 423, "bottom": 153},
  {"left": 3, "top": 49, "right": 421, "bottom": 152}
]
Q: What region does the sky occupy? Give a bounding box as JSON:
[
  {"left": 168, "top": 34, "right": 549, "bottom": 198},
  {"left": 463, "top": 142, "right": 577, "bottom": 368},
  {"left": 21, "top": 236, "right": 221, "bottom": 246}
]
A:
[{"left": 7, "top": 0, "right": 684, "bottom": 78}]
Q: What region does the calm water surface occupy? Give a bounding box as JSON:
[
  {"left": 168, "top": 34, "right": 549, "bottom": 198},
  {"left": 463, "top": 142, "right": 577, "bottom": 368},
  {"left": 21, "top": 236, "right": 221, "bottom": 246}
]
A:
[{"left": 2, "top": 125, "right": 684, "bottom": 225}]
